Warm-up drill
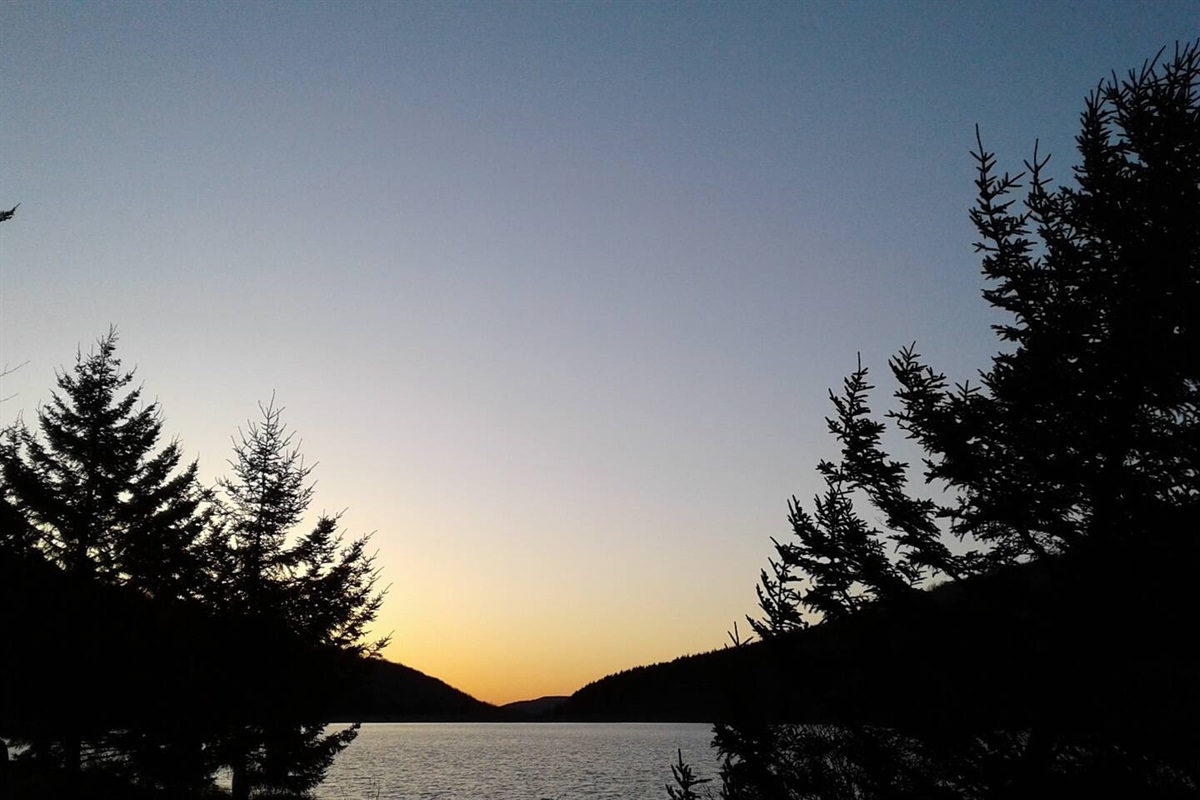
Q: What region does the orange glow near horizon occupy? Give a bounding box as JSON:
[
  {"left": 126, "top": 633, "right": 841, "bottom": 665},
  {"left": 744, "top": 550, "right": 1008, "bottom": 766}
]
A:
[
  {"left": 382, "top": 623, "right": 732, "bottom": 708},
  {"left": 370, "top": 516, "right": 762, "bottom": 706},
  {"left": 341, "top": 489, "right": 770, "bottom": 707}
]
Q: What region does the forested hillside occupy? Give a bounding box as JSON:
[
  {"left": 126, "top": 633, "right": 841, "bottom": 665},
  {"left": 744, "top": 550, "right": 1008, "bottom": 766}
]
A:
[{"left": 560, "top": 534, "right": 1197, "bottom": 759}]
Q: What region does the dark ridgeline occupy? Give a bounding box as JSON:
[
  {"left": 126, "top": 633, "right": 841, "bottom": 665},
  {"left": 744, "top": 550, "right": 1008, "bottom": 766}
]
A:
[
  {"left": 498, "top": 696, "right": 571, "bottom": 720},
  {"left": 557, "top": 536, "right": 1197, "bottom": 740},
  {"left": 334, "top": 658, "right": 501, "bottom": 722},
  {"left": 650, "top": 41, "right": 1200, "bottom": 799},
  {"left": 0, "top": 331, "right": 482, "bottom": 799}
]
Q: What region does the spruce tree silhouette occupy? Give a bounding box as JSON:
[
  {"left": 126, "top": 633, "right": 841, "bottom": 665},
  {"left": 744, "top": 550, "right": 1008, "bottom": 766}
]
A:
[
  {"left": 203, "top": 397, "right": 387, "bottom": 800},
  {"left": 0, "top": 329, "right": 213, "bottom": 782},
  {"left": 0, "top": 330, "right": 210, "bottom": 590},
  {"left": 2, "top": 339, "right": 388, "bottom": 798}
]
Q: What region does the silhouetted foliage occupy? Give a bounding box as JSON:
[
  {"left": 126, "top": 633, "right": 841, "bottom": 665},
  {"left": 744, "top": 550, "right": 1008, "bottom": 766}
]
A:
[
  {"left": 560, "top": 533, "right": 1197, "bottom": 740},
  {"left": 205, "top": 403, "right": 386, "bottom": 656},
  {"left": 0, "top": 329, "right": 211, "bottom": 594},
  {"left": 1, "top": 337, "right": 394, "bottom": 798},
  {"left": 0, "top": 329, "right": 214, "bottom": 782},
  {"left": 891, "top": 41, "right": 1200, "bottom": 562},
  {"left": 203, "top": 398, "right": 387, "bottom": 799},
  {"left": 772, "top": 358, "right": 958, "bottom": 627},
  {"left": 690, "top": 42, "right": 1200, "bottom": 798},
  {"left": 668, "top": 747, "right": 714, "bottom": 800}
]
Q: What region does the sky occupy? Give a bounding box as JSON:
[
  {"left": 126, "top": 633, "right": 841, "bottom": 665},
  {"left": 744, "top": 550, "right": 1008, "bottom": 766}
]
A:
[{"left": 1, "top": 1, "right": 1195, "bottom": 706}]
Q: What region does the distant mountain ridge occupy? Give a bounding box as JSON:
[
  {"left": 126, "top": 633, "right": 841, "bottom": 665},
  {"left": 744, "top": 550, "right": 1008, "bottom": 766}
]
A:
[
  {"left": 332, "top": 657, "right": 501, "bottom": 722},
  {"left": 499, "top": 696, "right": 570, "bottom": 719},
  {"left": 549, "top": 535, "right": 1199, "bottom": 761}
]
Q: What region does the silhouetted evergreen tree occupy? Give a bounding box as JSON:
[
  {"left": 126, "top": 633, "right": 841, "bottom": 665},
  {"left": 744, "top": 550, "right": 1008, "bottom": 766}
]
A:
[
  {"left": 1, "top": 337, "right": 389, "bottom": 796},
  {"left": 0, "top": 474, "right": 39, "bottom": 558},
  {"left": 775, "top": 359, "right": 961, "bottom": 626},
  {"left": 0, "top": 331, "right": 210, "bottom": 591},
  {"left": 0, "top": 330, "right": 213, "bottom": 781},
  {"left": 892, "top": 42, "right": 1200, "bottom": 561},
  {"left": 747, "top": 553, "right": 804, "bottom": 640},
  {"left": 667, "top": 747, "right": 713, "bottom": 800},
  {"left": 204, "top": 398, "right": 386, "bottom": 799},
  {"left": 701, "top": 42, "right": 1200, "bottom": 799}
]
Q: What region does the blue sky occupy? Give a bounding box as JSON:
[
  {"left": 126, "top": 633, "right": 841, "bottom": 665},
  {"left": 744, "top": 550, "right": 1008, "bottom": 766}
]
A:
[{"left": 2, "top": 1, "right": 1195, "bottom": 704}]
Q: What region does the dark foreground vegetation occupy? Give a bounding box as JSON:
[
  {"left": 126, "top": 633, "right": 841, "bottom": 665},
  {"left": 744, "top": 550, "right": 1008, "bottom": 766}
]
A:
[
  {"left": 563, "top": 534, "right": 1198, "bottom": 739},
  {"left": 651, "top": 42, "right": 1200, "bottom": 799},
  {"left": 1, "top": 551, "right": 496, "bottom": 727},
  {"left": 0, "top": 339, "right": 504, "bottom": 798},
  {"left": 0, "top": 319, "right": 405, "bottom": 797},
  {"left": 560, "top": 535, "right": 1199, "bottom": 789}
]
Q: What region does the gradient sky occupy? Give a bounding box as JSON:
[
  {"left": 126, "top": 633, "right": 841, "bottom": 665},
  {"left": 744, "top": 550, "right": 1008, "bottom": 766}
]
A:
[{"left": 1, "top": 2, "right": 1194, "bottom": 705}]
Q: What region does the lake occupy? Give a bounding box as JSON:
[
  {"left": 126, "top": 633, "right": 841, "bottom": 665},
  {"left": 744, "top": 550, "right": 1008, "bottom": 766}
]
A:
[{"left": 312, "top": 722, "right": 720, "bottom": 800}]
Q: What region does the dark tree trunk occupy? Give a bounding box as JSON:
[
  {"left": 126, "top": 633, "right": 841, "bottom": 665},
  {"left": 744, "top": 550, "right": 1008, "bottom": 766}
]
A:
[
  {"left": 231, "top": 754, "right": 250, "bottom": 800},
  {"left": 64, "top": 733, "right": 81, "bottom": 776}
]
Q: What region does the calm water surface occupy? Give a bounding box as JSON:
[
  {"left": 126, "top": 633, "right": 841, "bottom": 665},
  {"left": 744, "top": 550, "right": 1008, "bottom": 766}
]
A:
[{"left": 315, "top": 722, "right": 719, "bottom": 800}]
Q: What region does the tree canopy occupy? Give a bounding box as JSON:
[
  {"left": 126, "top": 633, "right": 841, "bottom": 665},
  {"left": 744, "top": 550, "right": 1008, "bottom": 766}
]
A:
[
  {"left": 205, "top": 398, "right": 386, "bottom": 799},
  {"left": 0, "top": 329, "right": 211, "bottom": 595},
  {"left": 0, "top": 333, "right": 387, "bottom": 798},
  {"left": 713, "top": 41, "right": 1200, "bottom": 799}
]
